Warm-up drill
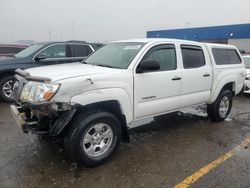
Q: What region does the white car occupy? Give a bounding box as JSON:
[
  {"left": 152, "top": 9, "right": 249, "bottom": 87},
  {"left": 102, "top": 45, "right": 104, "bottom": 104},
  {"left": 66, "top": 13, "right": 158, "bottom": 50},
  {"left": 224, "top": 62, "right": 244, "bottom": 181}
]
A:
[
  {"left": 243, "top": 55, "right": 250, "bottom": 94},
  {"left": 10, "top": 38, "right": 245, "bottom": 167}
]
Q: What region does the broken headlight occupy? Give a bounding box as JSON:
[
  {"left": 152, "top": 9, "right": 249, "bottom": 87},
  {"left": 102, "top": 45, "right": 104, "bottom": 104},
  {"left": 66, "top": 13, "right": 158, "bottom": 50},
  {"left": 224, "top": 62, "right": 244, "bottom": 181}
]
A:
[{"left": 20, "top": 81, "right": 60, "bottom": 103}]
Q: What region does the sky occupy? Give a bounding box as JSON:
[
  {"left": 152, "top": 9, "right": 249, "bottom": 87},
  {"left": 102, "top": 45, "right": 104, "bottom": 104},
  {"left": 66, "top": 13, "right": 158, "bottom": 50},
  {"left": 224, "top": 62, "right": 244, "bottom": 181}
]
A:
[{"left": 0, "top": 0, "right": 250, "bottom": 44}]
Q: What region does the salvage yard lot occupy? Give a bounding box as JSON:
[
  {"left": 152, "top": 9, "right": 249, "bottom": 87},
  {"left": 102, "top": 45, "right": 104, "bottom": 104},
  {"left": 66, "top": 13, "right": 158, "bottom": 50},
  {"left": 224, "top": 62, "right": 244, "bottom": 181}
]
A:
[{"left": 1, "top": 96, "right": 250, "bottom": 188}]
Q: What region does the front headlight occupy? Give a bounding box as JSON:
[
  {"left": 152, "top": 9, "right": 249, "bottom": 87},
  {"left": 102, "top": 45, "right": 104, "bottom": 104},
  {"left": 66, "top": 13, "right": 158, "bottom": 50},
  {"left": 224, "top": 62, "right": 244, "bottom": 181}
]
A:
[{"left": 20, "top": 81, "right": 60, "bottom": 103}]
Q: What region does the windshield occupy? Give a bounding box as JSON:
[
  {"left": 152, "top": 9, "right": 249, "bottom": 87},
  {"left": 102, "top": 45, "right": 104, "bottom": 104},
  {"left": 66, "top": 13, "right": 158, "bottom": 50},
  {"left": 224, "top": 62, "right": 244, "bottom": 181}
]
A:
[
  {"left": 243, "top": 56, "right": 250, "bottom": 69},
  {"left": 14, "top": 44, "right": 44, "bottom": 58},
  {"left": 85, "top": 42, "right": 145, "bottom": 69}
]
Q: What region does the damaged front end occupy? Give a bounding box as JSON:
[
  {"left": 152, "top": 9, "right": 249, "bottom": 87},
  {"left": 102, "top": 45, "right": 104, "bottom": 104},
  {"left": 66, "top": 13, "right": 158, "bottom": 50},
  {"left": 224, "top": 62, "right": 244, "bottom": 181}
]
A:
[{"left": 10, "top": 69, "right": 76, "bottom": 136}]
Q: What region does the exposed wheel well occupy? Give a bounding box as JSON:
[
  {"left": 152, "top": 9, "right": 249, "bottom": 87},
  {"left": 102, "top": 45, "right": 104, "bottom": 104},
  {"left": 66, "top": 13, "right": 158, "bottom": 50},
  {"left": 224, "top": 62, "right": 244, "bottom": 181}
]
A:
[
  {"left": 0, "top": 70, "right": 15, "bottom": 80},
  {"left": 222, "top": 82, "right": 235, "bottom": 96},
  {"left": 74, "top": 100, "right": 129, "bottom": 142}
]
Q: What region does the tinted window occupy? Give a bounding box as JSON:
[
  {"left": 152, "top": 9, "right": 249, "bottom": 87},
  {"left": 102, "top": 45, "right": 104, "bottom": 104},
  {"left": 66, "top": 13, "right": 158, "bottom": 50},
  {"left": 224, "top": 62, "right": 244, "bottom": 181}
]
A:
[
  {"left": 227, "top": 49, "right": 241, "bottom": 64},
  {"left": 142, "top": 45, "right": 176, "bottom": 71},
  {"left": 67, "top": 44, "right": 92, "bottom": 57},
  {"left": 181, "top": 45, "right": 205, "bottom": 69},
  {"left": 38, "top": 44, "right": 66, "bottom": 58},
  {"left": 91, "top": 43, "right": 104, "bottom": 50},
  {"left": 212, "top": 48, "right": 241, "bottom": 65}
]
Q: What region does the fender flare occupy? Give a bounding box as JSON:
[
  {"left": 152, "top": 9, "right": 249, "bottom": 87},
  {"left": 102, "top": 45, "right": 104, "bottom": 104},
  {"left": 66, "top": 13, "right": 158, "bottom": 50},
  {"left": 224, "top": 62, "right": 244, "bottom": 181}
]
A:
[
  {"left": 70, "top": 88, "right": 133, "bottom": 124},
  {"left": 208, "top": 76, "right": 236, "bottom": 104}
]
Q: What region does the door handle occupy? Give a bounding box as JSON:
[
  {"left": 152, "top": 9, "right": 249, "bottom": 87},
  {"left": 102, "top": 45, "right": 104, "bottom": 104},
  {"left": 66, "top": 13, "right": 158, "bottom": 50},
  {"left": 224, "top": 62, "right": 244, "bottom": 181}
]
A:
[
  {"left": 172, "top": 76, "right": 181, "bottom": 81},
  {"left": 203, "top": 73, "right": 210, "bottom": 77}
]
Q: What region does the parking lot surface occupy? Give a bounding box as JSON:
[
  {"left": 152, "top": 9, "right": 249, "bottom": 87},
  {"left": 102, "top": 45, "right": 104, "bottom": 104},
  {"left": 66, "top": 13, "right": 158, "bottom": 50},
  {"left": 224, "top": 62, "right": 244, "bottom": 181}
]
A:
[{"left": 1, "top": 96, "right": 250, "bottom": 188}]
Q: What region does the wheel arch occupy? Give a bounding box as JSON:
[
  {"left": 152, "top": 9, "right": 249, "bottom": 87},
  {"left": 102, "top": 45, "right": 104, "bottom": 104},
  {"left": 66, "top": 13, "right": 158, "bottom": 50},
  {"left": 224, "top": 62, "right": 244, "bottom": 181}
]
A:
[
  {"left": 209, "top": 80, "right": 236, "bottom": 104},
  {"left": 0, "top": 69, "right": 15, "bottom": 79},
  {"left": 60, "top": 100, "right": 130, "bottom": 142},
  {"left": 70, "top": 88, "right": 133, "bottom": 123},
  {"left": 76, "top": 100, "right": 130, "bottom": 142}
]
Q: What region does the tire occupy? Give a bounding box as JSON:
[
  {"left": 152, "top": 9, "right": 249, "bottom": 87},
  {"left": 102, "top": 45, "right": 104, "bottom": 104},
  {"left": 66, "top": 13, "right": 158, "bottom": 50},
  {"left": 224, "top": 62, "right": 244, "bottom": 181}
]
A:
[
  {"left": 64, "top": 110, "right": 121, "bottom": 167},
  {"left": 0, "top": 75, "right": 14, "bottom": 102},
  {"left": 207, "top": 90, "right": 233, "bottom": 122}
]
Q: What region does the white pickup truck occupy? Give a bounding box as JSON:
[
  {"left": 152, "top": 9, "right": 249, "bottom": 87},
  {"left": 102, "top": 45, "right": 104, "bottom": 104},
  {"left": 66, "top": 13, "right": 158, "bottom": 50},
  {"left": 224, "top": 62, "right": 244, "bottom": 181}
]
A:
[{"left": 10, "top": 39, "right": 245, "bottom": 167}]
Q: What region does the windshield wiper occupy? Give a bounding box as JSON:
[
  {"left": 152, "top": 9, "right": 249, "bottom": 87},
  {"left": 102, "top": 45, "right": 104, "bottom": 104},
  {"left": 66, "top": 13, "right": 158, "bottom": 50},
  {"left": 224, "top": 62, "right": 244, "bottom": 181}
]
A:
[{"left": 81, "top": 61, "right": 88, "bottom": 64}]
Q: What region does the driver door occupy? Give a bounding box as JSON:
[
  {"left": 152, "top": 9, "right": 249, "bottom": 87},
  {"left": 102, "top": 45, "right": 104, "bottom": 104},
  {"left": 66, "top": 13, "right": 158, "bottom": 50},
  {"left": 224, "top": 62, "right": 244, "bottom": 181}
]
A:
[{"left": 134, "top": 44, "right": 182, "bottom": 119}]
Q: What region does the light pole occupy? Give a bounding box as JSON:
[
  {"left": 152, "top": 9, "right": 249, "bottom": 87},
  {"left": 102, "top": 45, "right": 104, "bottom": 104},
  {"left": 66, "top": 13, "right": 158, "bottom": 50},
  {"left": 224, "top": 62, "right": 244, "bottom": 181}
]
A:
[
  {"left": 185, "top": 22, "right": 191, "bottom": 28},
  {"left": 48, "top": 27, "right": 51, "bottom": 41},
  {"left": 60, "top": 32, "right": 63, "bottom": 41},
  {"left": 72, "top": 21, "right": 75, "bottom": 40}
]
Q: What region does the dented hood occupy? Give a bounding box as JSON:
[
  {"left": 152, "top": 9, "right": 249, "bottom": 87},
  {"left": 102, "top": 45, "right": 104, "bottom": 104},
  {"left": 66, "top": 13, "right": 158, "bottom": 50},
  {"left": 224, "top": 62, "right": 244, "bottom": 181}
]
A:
[{"left": 25, "top": 62, "right": 119, "bottom": 81}]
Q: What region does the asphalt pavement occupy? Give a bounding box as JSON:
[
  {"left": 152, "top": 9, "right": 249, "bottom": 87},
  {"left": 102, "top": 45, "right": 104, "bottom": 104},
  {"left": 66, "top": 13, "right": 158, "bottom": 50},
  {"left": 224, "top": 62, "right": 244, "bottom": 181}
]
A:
[{"left": 1, "top": 96, "right": 250, "bottom": 188}]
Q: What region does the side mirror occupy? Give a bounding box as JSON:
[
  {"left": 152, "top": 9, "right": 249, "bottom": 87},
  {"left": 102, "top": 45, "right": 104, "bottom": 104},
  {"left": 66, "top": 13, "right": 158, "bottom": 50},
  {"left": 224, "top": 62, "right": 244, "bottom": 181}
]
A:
[
  {"left": 34, "top": 54, "right": 46, "bottom": 61},
  {"left": 136, "top": 60, "right": 160, "bottom": 73}
]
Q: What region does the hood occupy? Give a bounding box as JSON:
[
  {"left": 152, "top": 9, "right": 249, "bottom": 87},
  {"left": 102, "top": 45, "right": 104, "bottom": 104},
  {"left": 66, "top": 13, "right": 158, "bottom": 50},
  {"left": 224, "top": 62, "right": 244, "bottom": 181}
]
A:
[
  {"left": 0, "top": 57, "right": 27, "bottom": 65},
  {"left": 0, "top": 57, "right": 30, "bottom": 71},
  {"left": 26, "top": 62, "right": 120, "bottom": 81}
]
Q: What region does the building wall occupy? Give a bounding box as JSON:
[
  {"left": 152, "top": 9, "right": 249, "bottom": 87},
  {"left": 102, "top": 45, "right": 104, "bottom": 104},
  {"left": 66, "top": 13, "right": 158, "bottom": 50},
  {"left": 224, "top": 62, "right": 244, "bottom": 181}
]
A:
[
  {"left": 147, "top": 24, "right": 250, "bottom": 53},
  {"left": 147, "top": 23, "right": 250, "bottom": 41},
  {"left": 228, "top": 39, "right": 250, "bottom": 53}
]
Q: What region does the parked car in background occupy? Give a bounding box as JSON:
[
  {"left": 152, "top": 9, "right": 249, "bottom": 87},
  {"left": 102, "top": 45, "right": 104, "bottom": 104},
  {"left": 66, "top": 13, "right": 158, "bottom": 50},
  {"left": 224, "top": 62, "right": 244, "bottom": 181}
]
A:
[
  {"left": 0, "top": 44, "right": 28, "bottom": 58},
  {"left": 243, "top": 55, "right": 250, "bottom": 94},
  {"left": 0, "top": 41, "right": 103, "bottom": 101},
  {"left": 0, "top": 56, "right": 13, "bottom": 61},
  {"left": 10, "top": 39, "right": 245, "bottom": 167}
]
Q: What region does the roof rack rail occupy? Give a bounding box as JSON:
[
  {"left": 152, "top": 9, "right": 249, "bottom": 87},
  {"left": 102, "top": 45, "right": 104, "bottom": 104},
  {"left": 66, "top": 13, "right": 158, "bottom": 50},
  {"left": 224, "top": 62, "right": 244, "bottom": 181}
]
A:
[{"left": 66, "top": 40, "right": 86, "bottom": 43}]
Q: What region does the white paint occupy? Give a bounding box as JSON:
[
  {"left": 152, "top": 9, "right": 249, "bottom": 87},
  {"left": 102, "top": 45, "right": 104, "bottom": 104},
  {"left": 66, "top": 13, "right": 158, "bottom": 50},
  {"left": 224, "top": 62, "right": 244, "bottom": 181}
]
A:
[{"left": 25, "top": 38, "right": 245, "bottom": 128}]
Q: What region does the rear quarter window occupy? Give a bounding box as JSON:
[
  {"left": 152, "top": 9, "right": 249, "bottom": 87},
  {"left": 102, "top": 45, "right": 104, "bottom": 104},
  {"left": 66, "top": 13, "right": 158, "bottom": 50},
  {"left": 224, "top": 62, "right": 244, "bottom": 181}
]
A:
[
  {"left": 212, "top": 48, "right": 241, "bottom": 65},
  {"left": 67, "top": 44, "right": 93, "bottom": 57}
]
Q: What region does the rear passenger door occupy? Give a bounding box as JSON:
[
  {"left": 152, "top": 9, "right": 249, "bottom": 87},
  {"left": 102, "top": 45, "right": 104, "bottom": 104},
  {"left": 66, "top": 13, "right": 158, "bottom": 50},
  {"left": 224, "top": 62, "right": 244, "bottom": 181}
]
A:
[{"left": 180, "top": 44, "right": 212, "bottom": 108}]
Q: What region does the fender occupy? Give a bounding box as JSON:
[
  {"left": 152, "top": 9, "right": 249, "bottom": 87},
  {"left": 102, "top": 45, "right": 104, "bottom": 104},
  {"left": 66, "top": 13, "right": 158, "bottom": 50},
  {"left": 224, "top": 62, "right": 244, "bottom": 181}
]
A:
[
  {"left": 208, "top": 75, "right": 237, "bottom": 104},
  {"left": 70, "top": 88, "right": 133, "bottom": 124},
  {"left": 0, "top": 69, "right": 15, "bottom": 79}
]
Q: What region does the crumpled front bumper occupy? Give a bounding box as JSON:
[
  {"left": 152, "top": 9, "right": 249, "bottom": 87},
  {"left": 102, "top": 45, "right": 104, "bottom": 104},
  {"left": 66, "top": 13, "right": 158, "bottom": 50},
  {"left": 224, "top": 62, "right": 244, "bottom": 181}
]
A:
[
  {"left": 10, "top": 104, "right": 28, "bottom": 133},
  {"left": 10, "top": 69, "right": 76, "bottom": 136},
  {"left": 10, "top": 102, "right": 76, "bottom": 136}
]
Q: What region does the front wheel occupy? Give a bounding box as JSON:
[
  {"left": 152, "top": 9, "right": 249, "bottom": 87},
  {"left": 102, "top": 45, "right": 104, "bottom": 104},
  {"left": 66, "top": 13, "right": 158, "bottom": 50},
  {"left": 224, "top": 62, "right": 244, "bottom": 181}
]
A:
[
  {"left": 0, "top": 76, "right": 14, "bottom": 102},
  {"left": 207, "top": 90, "right": 233, "bottom": 122},
  {"left": 64, "top": 111, "right": 121, "bottom": 167}
]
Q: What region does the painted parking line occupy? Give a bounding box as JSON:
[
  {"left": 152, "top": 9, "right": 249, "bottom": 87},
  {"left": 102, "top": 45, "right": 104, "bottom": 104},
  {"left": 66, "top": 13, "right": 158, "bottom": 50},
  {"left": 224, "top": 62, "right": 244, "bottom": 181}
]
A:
[{"left": 174, "top": 137, "right": 250, "bottom": 188}]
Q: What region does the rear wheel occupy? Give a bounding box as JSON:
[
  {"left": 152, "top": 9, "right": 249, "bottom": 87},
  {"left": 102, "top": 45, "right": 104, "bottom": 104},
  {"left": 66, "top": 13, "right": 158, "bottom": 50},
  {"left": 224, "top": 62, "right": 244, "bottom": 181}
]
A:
[
  {"left": 207, "top": 90, "right": 233, "bottom": 122},
  {"left": 0, "top": 75, "right": 14, "bottom": 102},
  {"left": 64, "top": 111, "right": 121, "bottom": 167}
]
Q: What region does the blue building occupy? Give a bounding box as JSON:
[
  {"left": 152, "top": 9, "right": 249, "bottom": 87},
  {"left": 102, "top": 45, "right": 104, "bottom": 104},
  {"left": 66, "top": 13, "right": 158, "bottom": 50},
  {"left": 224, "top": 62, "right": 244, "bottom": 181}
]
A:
[{"left": 147, "top": 23, "right": 250, "bottom": 52}]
